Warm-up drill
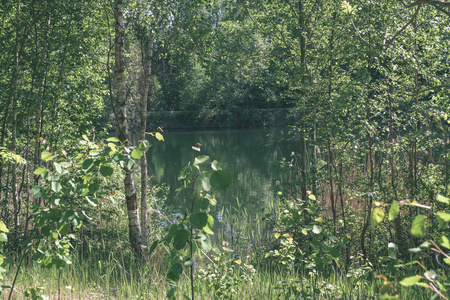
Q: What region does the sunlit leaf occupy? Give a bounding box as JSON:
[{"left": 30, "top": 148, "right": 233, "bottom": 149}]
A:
[
  {"left": 54, "top": 162, "right": 62, "bottom": 174},
  {"left": 201, "top": 176, "right": 211, "bottom": 192},
  {"left": 389, "top": 201, "right": 399, "bottom": 221},
  {"left": 138, "top": 140, "right": 150, "bottom": 151},
  {"left": 34, "top": 167, "right": 47, "bottom": 175},
  {"left": 370, "top": 207, "right": 385, "bottom": 226},
  {"left": 436, "top": 194, "right": 450, "bottom": 204},
  {"left": 312, "top": 225, "right": 322, "bottom": 234},
  {"left": 41, "top": 151, "right": 53, "bottom": 161},
  {"left": 155, "top": 132, "right": 164, "bottom": 141},
  {"left": 106, "top": 137, "right": 120, "bottom": 142},
  {"left": 411, "top": 215, "right": 426, "bottom": 238},
  {"left": 131, "top": 148, "right": 143, "bottom": 159},
  {"left": 51, "top": 182, "right": 62, "bottom": 193},
  {"left": 0, "top": 221, "right": 9, "bottom": 233},
  {"left": 440, "top": 235, "right": 450, "bottom": 249},
  {"left": 184, "top": 257, "right": 194, "bottom": 267},
  {"left": 399, "top": 275, "right": 421, "bottom": 286},
  {"left": 194, "top": 155, "right": 209, "bottom": 166},
  {"left": 436, "top": 211, "right": 450, "bottom": 222}
]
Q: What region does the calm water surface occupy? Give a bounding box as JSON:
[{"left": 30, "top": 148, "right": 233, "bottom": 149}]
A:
[{"left": 148, "top": 128, "right": 299, "bottom": 216}]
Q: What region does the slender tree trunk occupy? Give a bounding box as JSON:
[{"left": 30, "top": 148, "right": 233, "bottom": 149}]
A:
[
  {"left": 11, "top": 0, "right": 21, "bottom": 229},
  {"left": 140, "top": 30, "right": 153, "bottom": 246},
  {"left": 114, "top": 0, "right": 142, "bottom": 256},
  {"left": 298, "top": 0, "right": 307, "bottom": 201}
]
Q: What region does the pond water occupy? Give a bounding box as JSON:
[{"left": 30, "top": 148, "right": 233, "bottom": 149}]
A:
[{"left": 147, "top": 128, "right": 300, "bottom": 216}]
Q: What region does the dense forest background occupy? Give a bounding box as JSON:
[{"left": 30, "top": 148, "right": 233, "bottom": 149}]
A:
[{"left": 0, "top": 0, "right": 450, "bottom": 299}]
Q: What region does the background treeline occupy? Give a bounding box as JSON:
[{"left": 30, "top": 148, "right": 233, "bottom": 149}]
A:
[{"left": 0, "top": 0, "right": 450, "bottom": 299}]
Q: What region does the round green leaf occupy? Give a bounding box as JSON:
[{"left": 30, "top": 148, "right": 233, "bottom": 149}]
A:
[
  {"left": 41, "top": 151, "right": 53, "bottom": 161},
  {"left": 210, "top": 170, "right": 232, "bottom": 191},
  {"left": 370, "top": 207, "right": 385, "bottom": 226},
  {"left": 411, "top": 215, "right": 426, "bottom": 238},
  {"left": 194, "top": 155, "right": 210, "bottom": 166},
  {"left": 89, "top": 183, "right": 99, "bottom": 193},
  {"left": 82, "top": 159, "right": 94, "bottom": 170},
  {"left": 131, "top": 148, "right": 144, "bottom": 159},
  {"left": 100, "top": 165, "right": 114, "bottom": 177},
  {"left": 173, "top": 229, "right": 190, "bottom": 250},
  {"left": 190, "top": 212, "right": 208, "bottom": 229}
]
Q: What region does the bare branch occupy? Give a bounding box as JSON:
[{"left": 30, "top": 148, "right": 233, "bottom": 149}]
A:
[{"left": 383, "top": 4, "right": 421, "bottom": 50}]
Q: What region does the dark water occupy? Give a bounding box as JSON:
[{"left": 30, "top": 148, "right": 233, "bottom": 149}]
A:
[{"left": 147, "top": 128, "right": 299, "bottom": 215}]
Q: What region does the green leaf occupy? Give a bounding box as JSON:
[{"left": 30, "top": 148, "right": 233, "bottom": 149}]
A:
[
  {"left": 53, "top": 162, "right": 63, "bottom": 174},
  {"left": 399, "top": 275, "right": 422, "bottom": 286},
  {"left": 34, "top": 167, "right": 47, "bottom": 175},
  {"left": 139, "top": 140, "right": 150, "bottom": 151},
  {"left": 82, "top": 159, "right": 94, "bottom": 170},
  {"left": 389, "top": 201, "right": 399, "bottom": 221},
  {"left": 149, "top": 240, "right": 159, "bottom": 255},
  {"left": 51, "top": 182, "right": 62, "bottom": 193},
  {"left": 155, "top": 132, "right": 164, "bottom": 141},
  {"left": 41, "top": 151, "right": 53, "bottom": 161},
  {"left": 125, "top": 159, "right": 135, "bottom": 170},
  {"left": 206, "top": 214, "right": 214, "bottom": 228},
  {"left": 88, "top": 183, "right": 99, "bottom": 193},
  {"left": 173, "top": 229, "right": 190, "bottom": 250},
  {"left": 440, "top": 235, "right": 450, "bottom": 249},
  {"left": 86, "top": 196, "right": 98, "bottom": 207},
  {"left": 0, "top": 221, "right": 9, "bottom": 233},
  {"left": 312, "top": 225, "right": 322, "bottom": 234},
  {"left": 100, "top": 165, "right": 113, "bottom": 177},
  {"left": 308, "top": 194, "right": 316, "bottom": 201},
  {"left": 436, "top": 194, "right": 450, "bottom": 204},
  {"left": 58, "top": 224, "right": 70, "bottom": 236},
  {"left": 409, "top": 241, "right": 431, "bottom": 253},
  {"left": 210, "top": 170, "right": 232, "bottom": 191},
  {"left": 190, "top": 212, "right": 208, "bottom": 229},
  {"left": 0, "top": 233, "right": 7, "bottom": 242},
  {"left": 201, "top": 235, "right": 212, "bottom": 252},
  {"left": 370, "top": 207, "right": 385, "bottom": 226},
  {"left": 201, "top": 176, "right": 211, "bottom": 192},
  {"left": 211, "top": 160, "right": 222, "bottom": 171},
  {"left": 106, "top": 137, "right": 120, "bottom": 142},
  {"left": 131, "top": 148, "right": 144, "bottom": 159},
  {"left": 444, "top": 258, "right": 450, "bottom": 265},
  {"left": 167, "top": 262, "right": 182, "bottom": 281},
  {"left": 194, "top": 155, "right": 209, "bottom": 166},
  {"left": 436, "top": 211, "right": 450, "bottom": 222},
  {"left": 184, "top": 257, "right": 195, "bottom": 267},
  {"left": 411, "top": 215, "right": 426, "bottom": 238},
  {"left": 203, "top": 225, "right": 214, "bottom": 235}
]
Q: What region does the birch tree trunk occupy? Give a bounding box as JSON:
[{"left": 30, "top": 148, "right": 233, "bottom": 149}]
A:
[
  {"left": 139, "top": 30, "right": 154, "bottom": 246},
  {"left": 114, "top": 0, "right": 142, "bottom": 255}
]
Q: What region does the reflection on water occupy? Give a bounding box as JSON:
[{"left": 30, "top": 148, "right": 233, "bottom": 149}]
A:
[{"left": 148, "top": 128, "right": 299, "bottom": 216}]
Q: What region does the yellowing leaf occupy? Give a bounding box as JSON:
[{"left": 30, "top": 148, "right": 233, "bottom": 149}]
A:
[
  {"left": 234, "top": 259, "right": 242, "bottom": 265},
  {"left": 314, "top": 217, "right": 323, "bottom": 222},
  {"left": 155, "top": 132, "right": 164, "bottom": 141}
]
